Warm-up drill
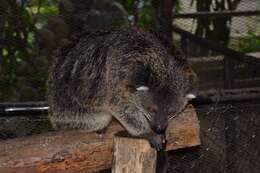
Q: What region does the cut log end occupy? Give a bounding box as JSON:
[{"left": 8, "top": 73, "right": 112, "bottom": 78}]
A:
[{"left": 112, "top": 136, "right": 157, "bottom": 173}]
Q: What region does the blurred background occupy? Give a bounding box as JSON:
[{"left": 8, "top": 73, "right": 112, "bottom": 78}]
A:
[{"left": 0, "top": 0, "right": 260, "bottom": 173}]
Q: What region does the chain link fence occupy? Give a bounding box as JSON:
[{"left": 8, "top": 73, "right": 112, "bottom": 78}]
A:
[
  {"left": 173, "top": 0, "right": 260, "bottom": 51},
  {"left": 167, "top": 101, "right": 260, "bottom": 173},
  {"left": 171, "top": 0, "right": 260, "bottom": 91}
]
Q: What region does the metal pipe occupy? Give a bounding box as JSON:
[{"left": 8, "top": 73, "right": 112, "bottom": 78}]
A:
[{"left": 0, "top": 102, "right": 48, "bottom": 117}]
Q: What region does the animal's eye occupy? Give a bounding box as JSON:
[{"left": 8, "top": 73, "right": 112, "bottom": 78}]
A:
[
  {"left": 136, "top": 86, "right": 149, "bottom": 91},
  {"left": 147, "top": 105, "right": 157, "bottom": 113}
]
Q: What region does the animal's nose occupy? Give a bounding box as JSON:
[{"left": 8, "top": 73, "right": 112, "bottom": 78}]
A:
[
  {"left": 147, "top": 105, "right": 158, "bottom": 113},
  {"left": 152, "top": 124, "right": 167, "bottom": 134}
]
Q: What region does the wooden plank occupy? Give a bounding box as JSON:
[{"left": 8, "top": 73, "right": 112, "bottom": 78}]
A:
[
  {"left": 173, "top": 10, "right": 260, "bottom": 19},
  {"left": 172, "top": 25, "right": 260, "bottom": 65},
  {"left": 0, "top": 105, "right": 200, "bottom": 173},
  {"left": 166, "top": 105, "right": 200, "bottom": 150},
  {"left": 112, "top": 136, "right": 157, "bottom": 173},
  {"left": 247, "top": 52, "right": 260, "bottom": 59},
  {"left": 192, "top": 88, "right": 260, "bottom": 105}
]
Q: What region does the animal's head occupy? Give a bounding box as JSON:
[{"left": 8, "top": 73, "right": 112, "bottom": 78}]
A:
[{"left": 127, "top": 51, "right": 197, "bottom": 134}]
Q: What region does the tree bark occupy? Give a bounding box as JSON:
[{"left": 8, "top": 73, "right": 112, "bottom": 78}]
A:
[{"left": 151, "top": 0, "right": 174, "bottom": 41}]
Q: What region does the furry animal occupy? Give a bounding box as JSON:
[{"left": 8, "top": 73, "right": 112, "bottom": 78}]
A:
[{"left": 47, "top": 27, "right": 196, "bottom": 150}]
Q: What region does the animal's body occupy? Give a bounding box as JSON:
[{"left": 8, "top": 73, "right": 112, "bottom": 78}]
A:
[{"left": 48, "top": 27, "right": 195, "bottom": 150}]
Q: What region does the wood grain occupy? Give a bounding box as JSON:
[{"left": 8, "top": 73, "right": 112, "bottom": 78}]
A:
[{"left": 112, "top": 137, "right": 157, "bottom": 173}]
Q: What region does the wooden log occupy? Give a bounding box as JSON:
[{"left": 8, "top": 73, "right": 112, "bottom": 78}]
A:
[
  {"left": 166, "top": 105, "right": 200, "bottom": 150},
  {"left": 0, "top": 105, "right": 200, "bottom": 173},
  {"left": 112, "top": 136, "right": 157, "bottom": 173}
]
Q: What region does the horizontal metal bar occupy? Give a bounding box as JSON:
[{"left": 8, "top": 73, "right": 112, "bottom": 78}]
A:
[
  {"left": 0, "top": 102, "right": 48, "bottom": 117},
  {"left": 173, "top": 10, "right": 260, "bottom": 19},
  {"left": 5, "top": 106, "right": 49, "bottom": 112}
]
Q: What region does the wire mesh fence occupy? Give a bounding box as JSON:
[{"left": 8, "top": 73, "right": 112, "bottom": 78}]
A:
[
  {"left": 172, "top": 27, "right": 260, "bottom": 90},
  {"left": 171, "top": 0, "right": 260, "bottom": 90},
  {"left": 167, "top": 101, "right": 260, "bottom": 173},
  {"left": 173, "top": 0, "right": 260, "bottom": 52},
  {"left": 1, "top": 100, "right": 259, "bottom": 173}
]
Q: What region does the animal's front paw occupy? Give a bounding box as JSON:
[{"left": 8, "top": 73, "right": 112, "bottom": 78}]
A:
[
  {"left": 148, "top": 134, "right": 167, "bottom": 151},
  {"left": 95, "top": 127, "right": 109, "bottom": 137}
]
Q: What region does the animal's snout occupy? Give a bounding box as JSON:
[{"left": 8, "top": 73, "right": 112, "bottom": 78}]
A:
[
  {"left": 151, "top": 124, "right": 167, "bottom": 134},
  {"left": 147, "top": 105, "right": 158, "bottom": 114},
  {"left": 147, "top": 105, "right": 167, "bottom": 134}
]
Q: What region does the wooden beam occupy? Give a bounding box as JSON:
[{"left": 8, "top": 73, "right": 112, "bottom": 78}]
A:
[
  {"left": 192, "top": 88, "right": 260, "bottom": 105},
  {"left": 172, "top": 25, "right": 260, "bottom": 65},
  {"left": 112, "top": 136, "right": 157, "bottom": 173},
  {"left": 173, "top": 10, "right": 260, "bottom": 19},
  {"left": 0, "top": 105, "right": 200, "bottom": 173}
]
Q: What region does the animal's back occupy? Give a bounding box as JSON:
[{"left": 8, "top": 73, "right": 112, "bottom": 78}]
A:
[
  {"left": 47, "top": 28, "right": 146, "bottom": 129},
  {"left": 48, "top": 28, "right": 168, "bottom": 116},
  {"left": 49, "top": 34, "right": 104, "bottom": 108}
]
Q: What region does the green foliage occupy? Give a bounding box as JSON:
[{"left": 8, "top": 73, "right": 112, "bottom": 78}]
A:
[
  {"left": 116, "top": 0, "right": 136, "bottom": 14},
  {"left": 0, "top": 0, "right": 176, "bottom": 101},
  {"left": 138, "top": 0, "right": 153, "bottom": 27},
  {"left": 0, "top": 0, "right": 58, "bottom": 101},
  {"left": 116, "top": 0, "right": 153, "bottom": 27},
  {"left": 238, "top": 30, "right": 260, "bottom": 53}
]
